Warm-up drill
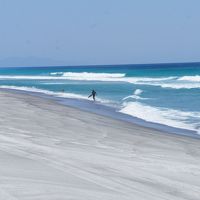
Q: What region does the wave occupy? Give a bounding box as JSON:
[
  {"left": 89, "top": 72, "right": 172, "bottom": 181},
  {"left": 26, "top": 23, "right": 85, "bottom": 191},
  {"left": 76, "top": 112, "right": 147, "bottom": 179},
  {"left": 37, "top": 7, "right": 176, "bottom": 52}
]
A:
[
  {"left": 0, "top": 74, "right": 175, "bottom": 82},
  {"left": 136, "top": 82, "right": 200, "bottom": 89},
  {"left": 123, "top": 89, "right": 146, "bottom": 100},
  {"left": 119, "top": 102, "right": 200, "bottom": 133},
  {"left": 0, "top": 85, "right": 115, "bottom": 105},
  {"left": 50, "top": 72, "right": 64, "bottom": 75},
  {"left": 178, "top": 75, "right": 200, "bottom": 82},
  {"left": 124, "top": 76, "right": 200, "bottom": 89},
  {"left": 134, "top": 89, "right": 143, "bottom": 95},
  {"left": 157, "top": 83, "right": 200, "bottom": 89},
  {"left": 0, "top": 72, "right": 126, "bottom": 81},
  {"left": 51, "top": 72, "right": 126, "bottom": 79},
  {"left": 1, "top": 72, "right": 200, "bottom": 89}
]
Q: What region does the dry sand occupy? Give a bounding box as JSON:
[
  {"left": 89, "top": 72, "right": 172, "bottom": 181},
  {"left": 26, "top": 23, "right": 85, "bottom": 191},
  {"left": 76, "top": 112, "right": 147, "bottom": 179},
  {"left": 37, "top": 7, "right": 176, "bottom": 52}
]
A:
[{"left": 0, "top": 90, "right": 199, "bottom": 200}]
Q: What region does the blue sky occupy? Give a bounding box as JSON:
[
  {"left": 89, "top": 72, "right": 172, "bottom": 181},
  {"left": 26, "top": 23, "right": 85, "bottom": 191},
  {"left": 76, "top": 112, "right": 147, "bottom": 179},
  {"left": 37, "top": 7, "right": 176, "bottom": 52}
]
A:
[{"left": 0, "top": 0, "right": 199, "bottom": 66}]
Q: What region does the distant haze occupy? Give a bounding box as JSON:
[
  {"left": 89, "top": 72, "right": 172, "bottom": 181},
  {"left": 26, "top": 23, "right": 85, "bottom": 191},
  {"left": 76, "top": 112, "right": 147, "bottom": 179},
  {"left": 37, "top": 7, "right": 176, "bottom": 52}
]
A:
[{"left": 0, "top": 0, "right": 200, "bottom": 67}]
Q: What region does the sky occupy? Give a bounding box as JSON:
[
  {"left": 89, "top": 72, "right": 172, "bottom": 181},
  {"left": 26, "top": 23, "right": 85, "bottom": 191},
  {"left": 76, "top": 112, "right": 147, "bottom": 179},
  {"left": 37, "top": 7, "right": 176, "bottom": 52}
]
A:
[{"left": 0, "top": 0, "right": 200, "bottom": 67}]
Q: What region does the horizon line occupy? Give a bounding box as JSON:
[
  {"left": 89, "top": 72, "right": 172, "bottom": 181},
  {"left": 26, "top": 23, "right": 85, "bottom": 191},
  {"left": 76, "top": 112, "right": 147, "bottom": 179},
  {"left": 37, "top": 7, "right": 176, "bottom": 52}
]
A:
[{"left": 1, "top": 61, "right": 200, "bottom": 68}]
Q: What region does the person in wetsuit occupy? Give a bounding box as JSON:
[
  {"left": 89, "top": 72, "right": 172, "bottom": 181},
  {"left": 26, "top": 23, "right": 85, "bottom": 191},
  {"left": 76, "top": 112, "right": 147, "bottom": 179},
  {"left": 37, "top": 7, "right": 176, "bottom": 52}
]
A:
[{"left": 88, "top": 90, "right": 97, "bottom": 101}]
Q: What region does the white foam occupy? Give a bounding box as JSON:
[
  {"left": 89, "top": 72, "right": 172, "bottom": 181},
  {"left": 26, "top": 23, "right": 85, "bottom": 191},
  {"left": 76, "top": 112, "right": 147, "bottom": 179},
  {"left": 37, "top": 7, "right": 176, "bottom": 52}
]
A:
[
  {"left": 1, "top": 73, "right": 200, "bottom": 89},
  {"left": 123, "top": 76, "right": 176, "bottom": 84},
  {"left": 0, "top": 85, "right": 87, "bottom": 99},
  {"left": 0, "top": 73, "right": 125, "bottom": 81},
  {"left": 159, "top": 83, "right": 200, "bottom": 89},
  {"left": 134, "top": 89, "right": 143, "bottom": 95},
  {"left": 123, "top": 89, "right": 145, "bottom": 100},
  {"left": 0, "top": 85, "right": 115, "bottom": 105},
  {"left": 136, "top": 82, "right": 200, "bottom": 89},
  {"left": 153, "top": 75, "right": 200, "bottom": 89},
  {"left": 0, "top": 74, "right": 174, "bottom": 82},
  {"left": 50, "top": 72, "right": 64, "bottom": 75},
  {"left": 62, "top": 72, "right": 126, "bottom": 78},
  {"left": 178, "top": 75, "right": 200, "bottom": 82},
  {"left": 119, "top": 101, "right": 200, "bottom": 132},
  {"left": 50, "top": 72, "right": 126, "bottom": 80},
  {"left": 116, "top": 75, "right": 200, "bottom": 89}
]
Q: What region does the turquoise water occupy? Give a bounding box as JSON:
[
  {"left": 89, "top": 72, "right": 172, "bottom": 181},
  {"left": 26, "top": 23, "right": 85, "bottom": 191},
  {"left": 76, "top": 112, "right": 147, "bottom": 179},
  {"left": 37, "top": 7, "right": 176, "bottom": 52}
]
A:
[{"left": 0, "top": 62, "right": 200, "bottom": 135}]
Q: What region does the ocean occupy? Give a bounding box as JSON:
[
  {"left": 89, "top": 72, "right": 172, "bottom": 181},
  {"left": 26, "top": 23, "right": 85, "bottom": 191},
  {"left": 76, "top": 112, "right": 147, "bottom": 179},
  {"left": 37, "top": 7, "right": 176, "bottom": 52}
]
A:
[{"left": 0, "top": 62, "right": 200, "bottom": 137}]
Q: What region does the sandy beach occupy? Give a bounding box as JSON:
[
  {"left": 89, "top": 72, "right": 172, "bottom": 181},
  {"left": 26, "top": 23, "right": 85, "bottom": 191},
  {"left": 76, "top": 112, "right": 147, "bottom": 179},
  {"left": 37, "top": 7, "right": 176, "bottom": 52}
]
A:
[{"left": 0, "top": 90, "right": 199, "bottom": 200}]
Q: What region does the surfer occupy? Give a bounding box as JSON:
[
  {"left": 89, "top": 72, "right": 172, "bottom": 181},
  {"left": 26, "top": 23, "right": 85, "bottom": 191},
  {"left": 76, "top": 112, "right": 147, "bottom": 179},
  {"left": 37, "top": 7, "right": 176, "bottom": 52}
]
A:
[{"left": 88, "top": 90, "right": 97, "bottom": 101}]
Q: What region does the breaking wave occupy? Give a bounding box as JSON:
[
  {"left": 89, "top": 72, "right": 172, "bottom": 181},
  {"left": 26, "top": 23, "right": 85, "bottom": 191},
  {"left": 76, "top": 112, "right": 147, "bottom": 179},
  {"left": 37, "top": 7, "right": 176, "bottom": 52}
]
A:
[
  {"left": 123, "top": 89, "right": 146, "bottom": 100},
  {"left": 50, "top": 72, "right": 64, "bottom": 75},
  {"left": 134, "top": 89, "right": 143, "bottom": 95},
  {"left": 0, "top": 72, "right": 200, "bottom": 89},
  {"left": 119, "top": 101, "right": 200, "bottom": 133},
  {"left": 51, "top": 72, "right": 126, "bottom": 79},
  {"left": 156, "top": 83, "right": 200, "bottom": 89},
  {"left": 178, "top": 75, "right": 200, "bottom": 82},
  {"left": 0, "top": 73, "right": 175, "bottom": 82}
]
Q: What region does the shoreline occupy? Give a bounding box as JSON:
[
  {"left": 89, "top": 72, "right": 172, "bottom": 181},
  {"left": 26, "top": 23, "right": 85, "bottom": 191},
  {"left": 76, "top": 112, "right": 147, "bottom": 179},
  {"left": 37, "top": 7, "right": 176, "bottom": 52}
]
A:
[
  {"left": 0, "top": 87, "right": 199, "bottom": 139},
  {"left": 0, "top": 90, "right": 200, "bottom": 199}
]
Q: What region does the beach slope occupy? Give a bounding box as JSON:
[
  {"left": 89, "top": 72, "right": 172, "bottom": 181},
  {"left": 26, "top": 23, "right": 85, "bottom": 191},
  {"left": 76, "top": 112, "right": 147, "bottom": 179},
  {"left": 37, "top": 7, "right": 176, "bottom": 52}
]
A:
[{"left": 0, "top": 90, "right": 199, "bottom": 200}]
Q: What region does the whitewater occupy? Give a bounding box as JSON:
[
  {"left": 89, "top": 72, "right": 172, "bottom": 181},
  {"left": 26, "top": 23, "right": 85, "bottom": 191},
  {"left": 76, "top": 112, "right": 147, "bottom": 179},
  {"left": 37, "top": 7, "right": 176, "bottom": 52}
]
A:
[{"left": 0, "top": 63, "right": 200, "bottom": 136}]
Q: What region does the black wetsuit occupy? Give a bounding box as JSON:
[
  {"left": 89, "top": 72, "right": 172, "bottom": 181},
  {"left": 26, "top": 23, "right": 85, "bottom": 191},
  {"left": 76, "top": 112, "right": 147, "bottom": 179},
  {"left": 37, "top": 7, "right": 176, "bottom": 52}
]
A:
[{"left": 88, "top": 90, "right": 97, "bottom": 101}]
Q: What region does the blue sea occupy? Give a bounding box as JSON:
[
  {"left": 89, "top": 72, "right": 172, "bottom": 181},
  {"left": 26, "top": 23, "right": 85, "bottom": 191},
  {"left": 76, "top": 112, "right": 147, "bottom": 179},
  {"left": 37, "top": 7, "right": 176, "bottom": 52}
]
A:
[{"left": 0, "top": 62, "right": 200, "bottom": 137}]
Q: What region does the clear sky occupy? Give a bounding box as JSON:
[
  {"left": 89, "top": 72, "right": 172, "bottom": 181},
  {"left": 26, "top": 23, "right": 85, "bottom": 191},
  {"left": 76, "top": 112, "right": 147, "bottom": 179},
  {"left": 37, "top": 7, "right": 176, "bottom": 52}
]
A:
[{"left": 0, "top": 0, "right": 199, "bottom": 67}]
